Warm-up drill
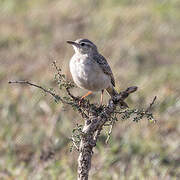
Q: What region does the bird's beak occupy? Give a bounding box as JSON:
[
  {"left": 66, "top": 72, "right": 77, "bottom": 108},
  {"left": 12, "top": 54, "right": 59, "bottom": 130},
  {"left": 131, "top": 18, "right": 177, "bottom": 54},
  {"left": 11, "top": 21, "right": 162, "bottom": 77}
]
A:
[{"left": 66, "top": 41, "right": 79, "bottom": 46}]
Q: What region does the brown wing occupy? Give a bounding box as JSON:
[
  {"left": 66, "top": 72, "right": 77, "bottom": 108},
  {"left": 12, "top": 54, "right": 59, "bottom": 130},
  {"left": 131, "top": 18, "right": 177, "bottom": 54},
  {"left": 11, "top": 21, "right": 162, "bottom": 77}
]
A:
[{"left": 93, "top": 53, "right": 115, "bottom": 87}]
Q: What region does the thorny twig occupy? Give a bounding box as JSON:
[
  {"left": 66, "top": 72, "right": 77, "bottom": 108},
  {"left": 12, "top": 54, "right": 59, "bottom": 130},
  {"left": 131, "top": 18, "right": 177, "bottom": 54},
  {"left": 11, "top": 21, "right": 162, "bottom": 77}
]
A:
[
  {"left": 105, "top": 120, "right": 115, "bottom": 144},
  {"left": 8, "top": 80, "right": 65, "bottom": 103},
  {"left": 94, "top": 127, "right": 102, "bottom": 143},
  {"left": 9, "top": 62, "right": 156, "bottom": 180},
  {"left": 146, "top": 96, "right": 157, "bottom": 112},
  {"left": 70, "top": 136, "right": 80, "bottom": 152}
]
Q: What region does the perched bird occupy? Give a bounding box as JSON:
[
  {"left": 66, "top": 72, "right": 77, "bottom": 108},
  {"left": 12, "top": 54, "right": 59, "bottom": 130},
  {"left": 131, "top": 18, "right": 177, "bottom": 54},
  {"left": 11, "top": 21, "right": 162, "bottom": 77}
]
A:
[{"left": 67, "top": 38, "right": 118, "bottom": 104}]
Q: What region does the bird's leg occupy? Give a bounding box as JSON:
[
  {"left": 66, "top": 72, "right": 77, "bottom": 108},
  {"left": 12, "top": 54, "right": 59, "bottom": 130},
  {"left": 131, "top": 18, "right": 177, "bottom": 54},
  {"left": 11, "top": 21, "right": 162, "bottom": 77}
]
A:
[
  {"left": 81, "top": 91, "right": 93, "bottom": 99},
  {"left": 79, "top": 91, "right": 92, "bottom": 105},
  {"left": 100, "top": 90, "right": 104, "bottom": 106}
]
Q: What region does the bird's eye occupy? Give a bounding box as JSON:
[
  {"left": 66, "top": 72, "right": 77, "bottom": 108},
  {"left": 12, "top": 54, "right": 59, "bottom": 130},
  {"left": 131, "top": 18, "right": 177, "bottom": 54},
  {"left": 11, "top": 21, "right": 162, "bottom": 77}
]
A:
[{"left": 81, "top": 43, "right": 85, "bottom": 46}]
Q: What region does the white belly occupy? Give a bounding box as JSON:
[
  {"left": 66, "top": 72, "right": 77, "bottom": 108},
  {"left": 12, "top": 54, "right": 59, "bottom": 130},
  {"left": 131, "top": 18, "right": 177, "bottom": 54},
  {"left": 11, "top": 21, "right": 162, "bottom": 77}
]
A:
[{"left": 70, "top": 55, "right": 111, "bottom": 92}]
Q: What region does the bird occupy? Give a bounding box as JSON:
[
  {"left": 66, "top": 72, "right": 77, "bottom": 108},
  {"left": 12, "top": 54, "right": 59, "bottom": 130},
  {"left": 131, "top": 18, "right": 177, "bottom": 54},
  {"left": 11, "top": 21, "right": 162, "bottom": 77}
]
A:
[{"left": 67, "top": 38, "right": 118, "bottom": 105}]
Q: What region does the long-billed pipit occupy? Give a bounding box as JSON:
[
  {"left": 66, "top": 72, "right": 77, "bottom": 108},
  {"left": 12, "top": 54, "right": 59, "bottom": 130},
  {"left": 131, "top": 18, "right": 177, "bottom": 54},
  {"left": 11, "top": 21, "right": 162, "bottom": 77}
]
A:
[{"left": 67, "top": 38, "right": 118, "bottom": 104}]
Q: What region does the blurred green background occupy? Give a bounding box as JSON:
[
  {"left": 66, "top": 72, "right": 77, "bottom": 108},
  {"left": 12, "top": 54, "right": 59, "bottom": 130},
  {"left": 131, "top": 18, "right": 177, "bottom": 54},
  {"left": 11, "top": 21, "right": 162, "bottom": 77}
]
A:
[{"left": 0, "top": 0, "right": 180, "bottom": 179}]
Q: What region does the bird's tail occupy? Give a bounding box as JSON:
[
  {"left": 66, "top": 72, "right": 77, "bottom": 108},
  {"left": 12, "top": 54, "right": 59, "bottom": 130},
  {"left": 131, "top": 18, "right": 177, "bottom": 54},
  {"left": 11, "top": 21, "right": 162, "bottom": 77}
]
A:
[{"left": 106, "top": 86, "right": 118, "bottom": 97}]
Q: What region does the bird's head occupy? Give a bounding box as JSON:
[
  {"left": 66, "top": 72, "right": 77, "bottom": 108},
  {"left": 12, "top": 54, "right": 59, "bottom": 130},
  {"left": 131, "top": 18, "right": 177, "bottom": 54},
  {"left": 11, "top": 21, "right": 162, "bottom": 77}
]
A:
[{"left": 67, "top": 38, "right": 98, "bottom": 55}]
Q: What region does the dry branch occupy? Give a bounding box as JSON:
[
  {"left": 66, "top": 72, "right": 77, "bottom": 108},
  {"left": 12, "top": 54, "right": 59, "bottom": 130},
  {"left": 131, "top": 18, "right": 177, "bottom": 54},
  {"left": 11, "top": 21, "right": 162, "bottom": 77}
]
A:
[
  {"left": 77, "top": 87, "right": 137, "bottom": 180},
  {"left": 9, "top": 62, "right": 156, "bottom": 180}
]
